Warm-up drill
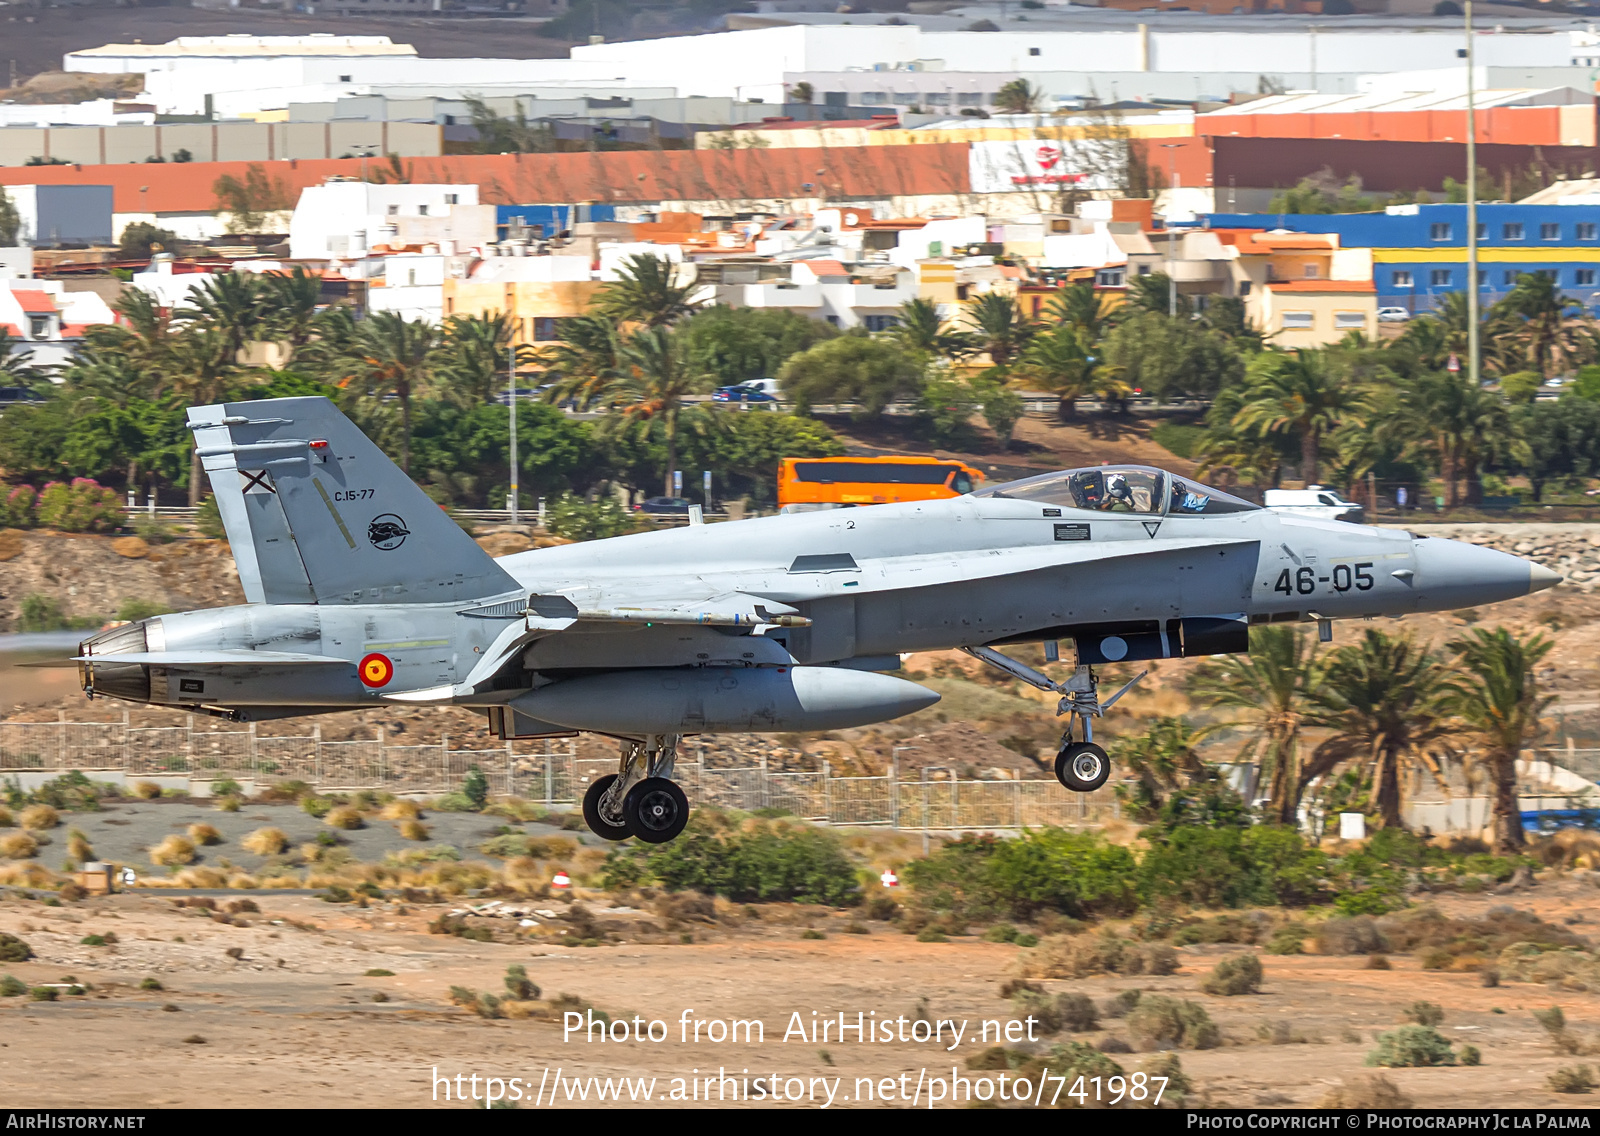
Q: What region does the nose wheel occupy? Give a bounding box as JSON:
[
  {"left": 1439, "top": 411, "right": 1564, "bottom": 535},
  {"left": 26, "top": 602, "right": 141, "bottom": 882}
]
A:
[
  {"left": 581, "top": 736, "right": 691, "bottom": 842},
  {"left": 1055, "top": 742, "right": 1111, "bottom": 792},
  {"left": 961, "top": 647, "right": 1146, "bottom": 795}
]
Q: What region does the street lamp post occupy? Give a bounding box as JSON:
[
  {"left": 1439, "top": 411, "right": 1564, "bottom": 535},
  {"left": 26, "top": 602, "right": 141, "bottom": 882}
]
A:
[
  {"left": 1465, "top": 0, "right": 1481, "bottom": 390},
  {"left": 508, "top": 342, "right": 519, "bottom": 525},
  {"left": 1160, "top": 143, "right": 1182, "bottom": 317}
]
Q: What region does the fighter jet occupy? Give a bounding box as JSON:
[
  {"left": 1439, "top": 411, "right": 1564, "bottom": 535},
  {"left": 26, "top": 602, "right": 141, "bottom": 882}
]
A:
[{"left": 73, "top": 397, "right": 1559, "bottom": 843}]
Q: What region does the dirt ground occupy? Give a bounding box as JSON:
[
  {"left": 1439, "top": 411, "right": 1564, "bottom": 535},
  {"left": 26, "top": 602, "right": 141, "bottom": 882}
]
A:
[{"left": 1, "top": 878, "right": 1597, "bottom": 1109}]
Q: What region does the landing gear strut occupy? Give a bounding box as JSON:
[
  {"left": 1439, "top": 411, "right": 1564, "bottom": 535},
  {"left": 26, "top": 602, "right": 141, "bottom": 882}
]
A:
[
  {"left": 582, "top": 735, "right": 689, "bottom": 843},
  {"left": 962, "top": 647, "right": 1146, "bottom": 794}
]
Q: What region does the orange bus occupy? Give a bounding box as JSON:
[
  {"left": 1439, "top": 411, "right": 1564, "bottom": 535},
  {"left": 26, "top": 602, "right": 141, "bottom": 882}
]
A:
[{"left": 777, "top": 456, "right": 985, "bottom": 507}]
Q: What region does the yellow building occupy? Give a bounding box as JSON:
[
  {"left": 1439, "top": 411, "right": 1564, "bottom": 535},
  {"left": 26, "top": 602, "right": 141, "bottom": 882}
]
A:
[{"left": 442, "top": 257, "right": 603, "bottom": 350}]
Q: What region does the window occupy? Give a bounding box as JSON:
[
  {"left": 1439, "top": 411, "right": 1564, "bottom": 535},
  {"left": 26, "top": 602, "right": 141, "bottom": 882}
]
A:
[
  {"left": 1476, "top": 223, "right": 1487, "bottom": 240},
  {"left": 1430, "top": 223, "right": 1451, "bottom": 241},
  {"left": 1239, "top": 281, "right": 1251, "bottom": 296},
  {"left": 1281, "top": 311, "right": 1314, "bottom": 329},
  {"left": 860, "top": 92, "right": 888, "bottom": 105},
  {"left": 339, "top": 74, "right": 352, "bottom": 82},
  {"left": 892, "top": 92, "right": 919, "bottom": 105},
  {"left": 1302, "top": 262, "right": 1320, "bottom": 279},
  {"left": 957, "top": 92, "right": 984, "bottom": 106},
  {"left": 1094, "top": 268, "right": 1125, "bottom": 287},
  {"left": 1028, "top": 46, "right": 1041, "bottom": 56},
  {"left": 1578, "top": 269, "right": 1597, "bottom": 286},
  {"left": 1503, "top": 222, "right": 1524, "bottom": 240},
  {"left": 1392, "top": 269, "right": 1413, "bottom": 287},
  {"left": 1542, "top": 222, "right": 1561, "bottom": 240},
  {"left": 27, "top": 316, "right": 48, "bottom": 339},
  {"left": 1334, "top": 311, "right": 1366, "bottom": 329},
  {"left": 532, "top": 317, "right": 567, "bottom": 341},
  {"left": 1579, "top": 222, "right": 1597, "bottom": 240},
  {"left": 925, "top": 91, "right": 949, "bottom": 105},
  {"left": 1504, "top": 269, "right": 1519, "bottom": 286},
  {"left": 1137, "top": 264, "right": 1152, "bottom": 275},
  {"left": 417, "top": 204, "right": 429, "bottom": 216},
  {"left": 1478, "top": 269, "right": 1487, "bottom": 288},
  {"left": 387, "top": 204, "right": 399, "bottom": 216},
  {"left": 444, "top": 193, "right": 459, "bottom": 205},
  {"left": 1430, "top": 269, "right": 1452, "bottom": 287},
  {"left": 862, "top": 314, "right": 899, "bottom": 332}
]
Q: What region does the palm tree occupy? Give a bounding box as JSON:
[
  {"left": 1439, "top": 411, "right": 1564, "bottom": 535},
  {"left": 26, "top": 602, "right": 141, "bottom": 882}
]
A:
[
  {"left": 0, "top": 326, "right": 40, "bottom": 384},
  {"left": 595, "top": 253, "right": 704, "bottom": 329},
  {"left": 994, "top": 78, "right": 1043, "bottom": 114},
  {"left": 151, "top": 326, "right": 246, "bottom": 504},
  {"left": 1385, "top": 368, "right": 1517, "bottom": 508},
  {"left": 1044, "top": 281, "right": 1116, "bottom": 342},
  {"left": 340, "top": 311, "right": 440, "bottom": 473},
  {"left": 436, "top": 312, "right": 517, "bottom": 406},
  {"left": 1233, "top": 348, "right": 1368, "bottom": 485},
  {"left": 1111, "top": 716, "right": 1210, "bottom": 822},
  {"left": 1307, "top": 629, "right": 1454, "bottom": 831},
  {"left": 1189, "top": 625, "right": 1325, "bottom": 826},
  {"left": 258, "top": 266, "right": 324, "bottom": 355},
  {"left": 1444, "top": 627, "right": 1554, "bottom": 854},
  {"left": 606, "top": 327, "right": 714, "bottom": 496},
  {"left": 1014, "top": 323, "right": 1125, "bottom": 419},
  {"left": 962, "top": 292, "right": 1034, "bottom": 369},
  {"left": 180, "top": 272, "right": 266, "bottom": 364},
  {"left": 1495, "top": 272, "right": 1583, "bottom": 377},
  {"left": 536, "top": 314, "right": 624, "bottom": 410},
  {"left": 889, "top": 297, "right": 972, "bottom": 359}
]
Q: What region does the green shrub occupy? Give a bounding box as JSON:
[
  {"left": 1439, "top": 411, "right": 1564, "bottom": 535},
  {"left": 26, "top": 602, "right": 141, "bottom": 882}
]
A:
[
  {"left": 195, "top": 494, "right": 225, "bottom": 539},
  {"left": 210, "top": 778, "right": 243, "bottom": 799},
  {"left": 1201, "top": 953, "right": 1263, "bottom": 996},
  {"left": 1264, "top": 928, "right": 1305, "bottom": 955},
  {"left": 300, "top": 795, "right": 333, "bottom": 818},
  {"left": 983, "top": 923, "right": 1019, "bottom": 943},
  {"left": 2, "top": 484, "right": 37, "bottom": 527},
  {"left": 1138, "top": 824, "right": 1333, "bottom": 909},
  {"left": 1126, "top": 995, "right": 1220, "bottom": 1051},
  {"left": 1401, "top": 1001, "right": 1444, "bottom": 1027},
  {"left": 461, "top": 766, "right": 490, "bottom": 811},
  {"left": 138, "top": 977, "right": 163, "bottom": 991},
  {"left": 1366, "top": 1026, "right": 1456, "bottom": 1068},
  {"left": 505, "top": 964, "right": 538, "bottom": 1001},
  {"left": 30, "top": 986, "right": 58, "bottom": 1002},
  {"left": 1459, "top": 1044, "right": 1481, "bottom": 1066},
  {"left": 36, "top": 479, "right": 122, "bottom": 533},
  {"left": 603, "top": 813, "right": 860, "bottom": 906},
  {"left": 1055, "top": 992, "right": 1099, "bottom": 1032},
  {"left": 904, "top": 829, "right": 1140, "bottom": 922},
  {"left": 546, "top": 493, "right": 634, "bottom": 541},
  {"left": 18, "top": 594, "right": 70, "bottom": 632},
  {"left": 1014, "top": 1042, "right": 1125, "bottom": 1107},
  {"left": 0, "top": 933, "right": 33, "bottom": 962},
  {"left": 0, "top": 974, "right": 26, "bottom": 997}
]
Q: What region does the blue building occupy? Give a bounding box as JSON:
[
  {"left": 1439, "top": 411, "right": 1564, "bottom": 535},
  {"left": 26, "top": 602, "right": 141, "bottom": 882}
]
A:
[
  {"left": 1203, "top": 203, "right": 1600, "bottom": 315},
  {"left": 494, "top": 203, "right": 617, "bottom": 241}
]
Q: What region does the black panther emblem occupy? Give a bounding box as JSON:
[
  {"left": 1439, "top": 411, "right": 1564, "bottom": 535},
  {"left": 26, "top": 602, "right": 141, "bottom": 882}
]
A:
[{"left": 368, "top": 514, "right": 410, "bottom": 550}]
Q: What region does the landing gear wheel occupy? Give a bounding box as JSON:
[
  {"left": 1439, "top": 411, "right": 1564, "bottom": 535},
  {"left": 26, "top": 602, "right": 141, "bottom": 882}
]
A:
[
  {"left": 623, "top": 777, "right": 690, "bottom": 844},
  {"left": 582, "top": 774, "right": 632, "bottom": 841},
  {"left": 1055, "top": 742, "right": 1110, "bottom": 792}
]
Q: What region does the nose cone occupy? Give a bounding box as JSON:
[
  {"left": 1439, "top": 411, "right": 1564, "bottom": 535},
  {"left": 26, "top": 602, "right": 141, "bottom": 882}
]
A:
[{"left": 1413, "top": 537, "right": 1561, "bottom": 611}]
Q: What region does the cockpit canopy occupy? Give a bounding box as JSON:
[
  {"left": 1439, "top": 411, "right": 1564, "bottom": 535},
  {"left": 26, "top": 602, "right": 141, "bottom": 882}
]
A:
[{"left": 972, "top": 465, "right": 1259, "bottom": 516}]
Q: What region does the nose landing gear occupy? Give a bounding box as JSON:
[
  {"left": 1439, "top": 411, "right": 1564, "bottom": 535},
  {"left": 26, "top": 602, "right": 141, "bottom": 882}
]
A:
[
  {"left": 962, "top": 646, "right": 1145, "bottom": 794},
  {"left": 582, "top": 735, "right": 689, "bottom": 843}
]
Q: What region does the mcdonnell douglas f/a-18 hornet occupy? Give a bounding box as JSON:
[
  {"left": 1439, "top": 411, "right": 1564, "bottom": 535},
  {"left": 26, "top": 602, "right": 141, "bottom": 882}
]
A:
[{"left": 72, "top": 397, "right": 1560, "bottom": 843}]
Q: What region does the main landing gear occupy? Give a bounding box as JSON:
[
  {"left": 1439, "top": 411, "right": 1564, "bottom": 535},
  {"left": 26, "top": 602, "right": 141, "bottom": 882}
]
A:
[
  {"left": 961, "top": 646, "right": 1146, "bottom": 794},
  {"left": 582, "top": 735, "right": 690, "bottom": 844}
]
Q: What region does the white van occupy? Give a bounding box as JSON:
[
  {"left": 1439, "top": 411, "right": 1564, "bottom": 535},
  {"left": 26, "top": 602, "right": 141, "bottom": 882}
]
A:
[{"left": 1263, "top": 485, "right": 1364, "bottom": 523}]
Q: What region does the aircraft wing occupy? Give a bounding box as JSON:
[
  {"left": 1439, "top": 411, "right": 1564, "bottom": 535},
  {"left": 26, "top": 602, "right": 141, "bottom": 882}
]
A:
[{"left": 75, "top": 651, "right": 351, "bottom": 666}]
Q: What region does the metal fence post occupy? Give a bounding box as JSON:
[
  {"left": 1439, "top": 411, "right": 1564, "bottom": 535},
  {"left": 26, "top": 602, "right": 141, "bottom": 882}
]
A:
[
  {"left": 544, "top": 741, "right": 553, "bottom": 804},
  {"left": 505, "top": 737, "right": 515, "bottom": 797},
  {"left": 248, "top": 721, "right": 257, "bottom": 779},
  {"left": 823, "top": 759, "right": 832, "bottom": 824},
  {"left": 441, "top": 732, "right": 450, "bottom": 792},
  {"left": 759, "top": 752, "right": 768, "bottom": 809},
  {"left": 313, "top": 723, "right": 322, "bottom": 787},
  {"left": 185, "top": 712, "right": 194, "bottom": 774},
  {"left": 376, "top": 727, "right": 386, "bottom": 788}
]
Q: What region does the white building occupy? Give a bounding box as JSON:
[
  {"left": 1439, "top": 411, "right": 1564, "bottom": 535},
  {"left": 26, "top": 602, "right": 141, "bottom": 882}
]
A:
[
  {"left": 0, "top": 279, "right": 117, "bottom": 371},
  {"left": 287, "top": 181, "right": 491, "bottom": 261},
  {"left": 366, "top": 251, "right": 474, "bottom": 324}
]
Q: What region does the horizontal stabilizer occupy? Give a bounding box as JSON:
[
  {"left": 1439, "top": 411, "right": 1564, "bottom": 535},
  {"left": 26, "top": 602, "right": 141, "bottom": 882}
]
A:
[{"left": 76, "top": 651, "right": 348, "bottom": 667}]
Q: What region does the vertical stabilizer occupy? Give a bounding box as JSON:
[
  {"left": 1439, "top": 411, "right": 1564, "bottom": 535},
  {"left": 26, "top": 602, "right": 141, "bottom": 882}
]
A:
[{"left": 189, "top": 397, "right": 518, "bottom": 605}]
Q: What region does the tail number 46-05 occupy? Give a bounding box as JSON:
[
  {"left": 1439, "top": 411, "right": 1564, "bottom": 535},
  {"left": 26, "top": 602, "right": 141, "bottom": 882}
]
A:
[{"left": 1273, "top": 562, "right": 1374, "bottom": 596}]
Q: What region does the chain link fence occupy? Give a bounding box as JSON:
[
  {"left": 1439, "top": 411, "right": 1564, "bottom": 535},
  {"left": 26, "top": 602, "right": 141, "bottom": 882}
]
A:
[{"left": 0, "top": 718, "right": 1118, "bottom": 831}]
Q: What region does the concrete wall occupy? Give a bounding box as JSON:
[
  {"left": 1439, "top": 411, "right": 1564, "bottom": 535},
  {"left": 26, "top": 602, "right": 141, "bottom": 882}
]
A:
[{"left": 0, "top": 121, "right": 441, "bottom": 168}]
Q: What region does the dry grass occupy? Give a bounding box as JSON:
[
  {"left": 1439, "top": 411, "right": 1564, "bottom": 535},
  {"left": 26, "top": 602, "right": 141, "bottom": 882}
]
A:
[
  {"left": 149, "top": 835, "right": 197, "bottom": 866},
  {"left": 66, "top": 829, "right": 93, "bottom": 863},
  {"left": 187, "top": 823, "right": 223, "bottom": 846},
  {"left": 1018, "top": 933, "right": 1179, "bottom": 980},
  {"left": 0, "top": 805, "right": 12, "bottom": 827},
  {"left": 325, "top": 806, "right": 364, "bottom": 831},
  {"left": 398, "top": 819, "right": 430, "bottom": 841},
  {"left": 17, "top": 805, "right": 59, "bottom": 831},
  {"left": 132, "top": 781, "right": 162, "bottom": 800},
  {"left": 0, "top": 832, "right": 39, "bottom": 860},
  {"left": 381, "top": 800, "right": 422, "bottom": 821},
  {"left": 241, "top": 827, "right": 288, "bottom": 856},
  {"left": 1533, "top": 829, "right": 1600, "bottom": 870},
  {"left": 1319, "top": 1074, "right": 1413, "bottom": 1108}
]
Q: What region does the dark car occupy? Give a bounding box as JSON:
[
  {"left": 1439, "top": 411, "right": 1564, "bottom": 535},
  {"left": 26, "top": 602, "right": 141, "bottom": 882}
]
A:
[
  {"left": 634, "top": 496, "right": 696, "bottom": 515},
  {"left": 712, "top": 384, "right": 778, "bottom": 403}
]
